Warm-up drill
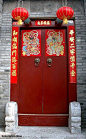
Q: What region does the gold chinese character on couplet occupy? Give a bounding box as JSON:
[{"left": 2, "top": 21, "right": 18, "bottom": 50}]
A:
[
  {"left": 12, "top": 64, "right": 16, "bottom": 69},
  {"left": 69, "top": 30, "right": 74, "bottom": 36},
  {"left": 70, "top": 56, "right": 75, "bottom": 62},
  {"left": 70, "top": 37, "right": 74, "bottom": 43},
  {"left": 12, "top": 50, "right": 17, "bottom": 56},
  {"left": 12, "top": 57, "right": 17, "bottom": 63},
  {"left": 12, "top": 70, "right": 16, "bottom": 76},
  {"left": 13, "top": 37, "right": 17, "bottom": 43},
  {"left": 70, "top": 45, "right": 75, "bottom": 48},
  {"left": 70, "top": 63, "right": 75, "bottom": 69},
  {"left": 70, "top": 49, "right": 75, "bottom": 55},
  {"left": 12, "top": 43, "right": 17, "bottom": 49},
  {"left": 71, "top": 70, "right": 76, "bottom": 76},
  {"left": 13, "top": 30, "right": 18, "bottom": 36}
]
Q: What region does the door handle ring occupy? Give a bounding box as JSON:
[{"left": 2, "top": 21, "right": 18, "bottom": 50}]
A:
[
  {"left": 35, "top": 58, "right": 40, "bottom": 67},
  {"left": 47, "top": 58, "right": 52, "bottom": 67}
]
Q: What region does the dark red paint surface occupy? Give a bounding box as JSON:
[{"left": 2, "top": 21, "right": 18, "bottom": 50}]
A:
[
  {"left": 19, "top": 115, "right": 68, "bottom": 126},
  {"left": 18, "top": 29, "right": 68, "bottom": 114}
]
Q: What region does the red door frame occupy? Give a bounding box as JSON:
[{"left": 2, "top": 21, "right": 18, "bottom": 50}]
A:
[{"left": 10, "top": 19, "right": 77, "bottom": 126}]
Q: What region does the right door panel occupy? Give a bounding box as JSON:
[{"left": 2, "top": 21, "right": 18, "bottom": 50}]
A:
[{"left": 43, "top": 29, "right": 68, "bottom": 114}]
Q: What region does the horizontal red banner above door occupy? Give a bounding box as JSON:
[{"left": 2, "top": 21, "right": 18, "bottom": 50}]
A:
[{"left": 35, "top": 20, "right": 51, "bottom": 26}]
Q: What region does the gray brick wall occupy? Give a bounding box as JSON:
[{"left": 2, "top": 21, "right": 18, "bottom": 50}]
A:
[
  {"left": 70, "top": 0, "right": 86, "bottom": 128},
  {"left": 0, "top": 12, "right": 12, "bottom": 126},
  {"left": 0, "top": 0, "right": 3, "bottom": 27},
  {"left": 0, "top": 0, "right": 86, "bottom": 128}
]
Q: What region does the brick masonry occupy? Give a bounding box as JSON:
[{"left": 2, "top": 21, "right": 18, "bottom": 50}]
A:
[{"left": 0, "top": 0, "right": 86, "bottom": 128}]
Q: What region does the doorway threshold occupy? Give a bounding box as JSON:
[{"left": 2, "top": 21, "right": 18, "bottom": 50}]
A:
[{"left": 0, "top": 127, "right": 86, "bottom": 139}]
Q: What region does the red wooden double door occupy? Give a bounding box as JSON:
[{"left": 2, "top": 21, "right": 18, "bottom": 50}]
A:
[{"left": 18, "top": 28, "right": 68, "bottom": 126}]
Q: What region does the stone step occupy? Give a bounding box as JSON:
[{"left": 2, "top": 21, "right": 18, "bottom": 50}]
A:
[{"left": 0, "top": 127, "right": 86, "bottom": 139}]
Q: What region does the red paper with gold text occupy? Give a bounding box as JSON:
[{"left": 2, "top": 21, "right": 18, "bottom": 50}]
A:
[
  {"left": 68, "top": 26, "right": 76, "bottom": 83},
  {"left": 35, "top": 20, "right": 51, "bottom": 26},
  {"left": 11, "top": 27, "right": 19, "bottom": 83}
]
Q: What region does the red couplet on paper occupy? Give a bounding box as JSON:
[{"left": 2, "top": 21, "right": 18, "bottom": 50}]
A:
[
  {"left": 68, "top": 26, "right": 76, "bottom": 83},
  {"left": 21, "top": 30, "right": 41, "bottom": 56},
  {"left": 11, "top": 27, "right": 19, "bottom": 83},
  {"left": 45, "top": 30, "right": 65, "bottom": 56}
]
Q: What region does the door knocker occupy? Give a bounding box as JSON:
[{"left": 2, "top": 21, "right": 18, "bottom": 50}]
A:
[
  {"left": 47, "top": 58, "right": 52, "bottom": 67},
  {"left": 35, "top": 58, "right": 40, "bottom": 67}
]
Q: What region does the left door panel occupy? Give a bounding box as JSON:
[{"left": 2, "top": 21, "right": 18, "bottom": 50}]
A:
[{"left": 18, "top": 30, "right": 42, "bottom": 114}]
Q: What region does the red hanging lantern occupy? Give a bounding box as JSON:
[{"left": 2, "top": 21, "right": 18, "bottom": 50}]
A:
[
  {"left": 56, "top": 7, "right": 74, "bottom": 24},
  {"left": 11, "top": 7, "right": 29, "bottom": 25}
]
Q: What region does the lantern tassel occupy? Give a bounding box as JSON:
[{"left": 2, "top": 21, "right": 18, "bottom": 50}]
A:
[
  {"left": 18, "top": 19, "right": 22, "bottom": 25},
  {"left": 63, "top": 17, "right": 68, "bottom": 24}
]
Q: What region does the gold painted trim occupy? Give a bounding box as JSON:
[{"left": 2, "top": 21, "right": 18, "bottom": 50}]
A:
[{"left": 18, "top": 114, "right": 69, "bottom": 116}]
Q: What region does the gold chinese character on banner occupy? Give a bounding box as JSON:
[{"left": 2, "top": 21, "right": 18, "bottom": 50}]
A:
[
  {"left": 70, "top": 49, "right": 75, "bottom": 55},
  {"left": 12, "top": 70, "right": 16, "bottom": 76},
  {"left": 12, "top": 57, "right": 17, "bottom": 63},
  {"left": 70, "top": 63, "right": 75, "bottom": 69},
  {"left": 71, "top": 70, "right": 76, "bottom": 76},
  {"left": 69, "top": 30, "right": 74, "bottom": 36},
  {"left": 12, "top": 64, "right": 16, "bottom": 69},
  {"left": 47, "top": 21, "right": 50, "bottom": 25},
  {"left": 12, "top": 43, "right": 17, "bottom": 49},
  {"left": 12, "top": 50, "right": 17, "bottom": 56},
  {"left": 44, "top": 21, "right": 47, "bottom": 25},
  {"left": 13, "top": 30, "right": 18, "bottom": 36},
  {"left": 13, "top": 37, "right": 17, "bottom": 42},
  {"left": 70, "top": 56, "right": 75, "bottom": 62},
  {"left": 41, "top": 21, "right": 44, "bottom": 25},
  {"left": 37, "top": 21, "right": 40, "bottom": 25},
  {"left": 70, "top": 37, "right": 74, "bottom": 43}
]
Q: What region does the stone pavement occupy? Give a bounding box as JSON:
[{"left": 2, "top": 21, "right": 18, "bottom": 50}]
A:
[{"left": 0, "top": 127, "right": 86, "bottom": 139}]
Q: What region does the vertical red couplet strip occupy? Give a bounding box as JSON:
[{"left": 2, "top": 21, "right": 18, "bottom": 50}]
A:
[
  {"left": 68, "top": 26, "right": 76, "bottom": 83},
  {"left": 11, "top": 26, "right": 19, "bottom": 83}
]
